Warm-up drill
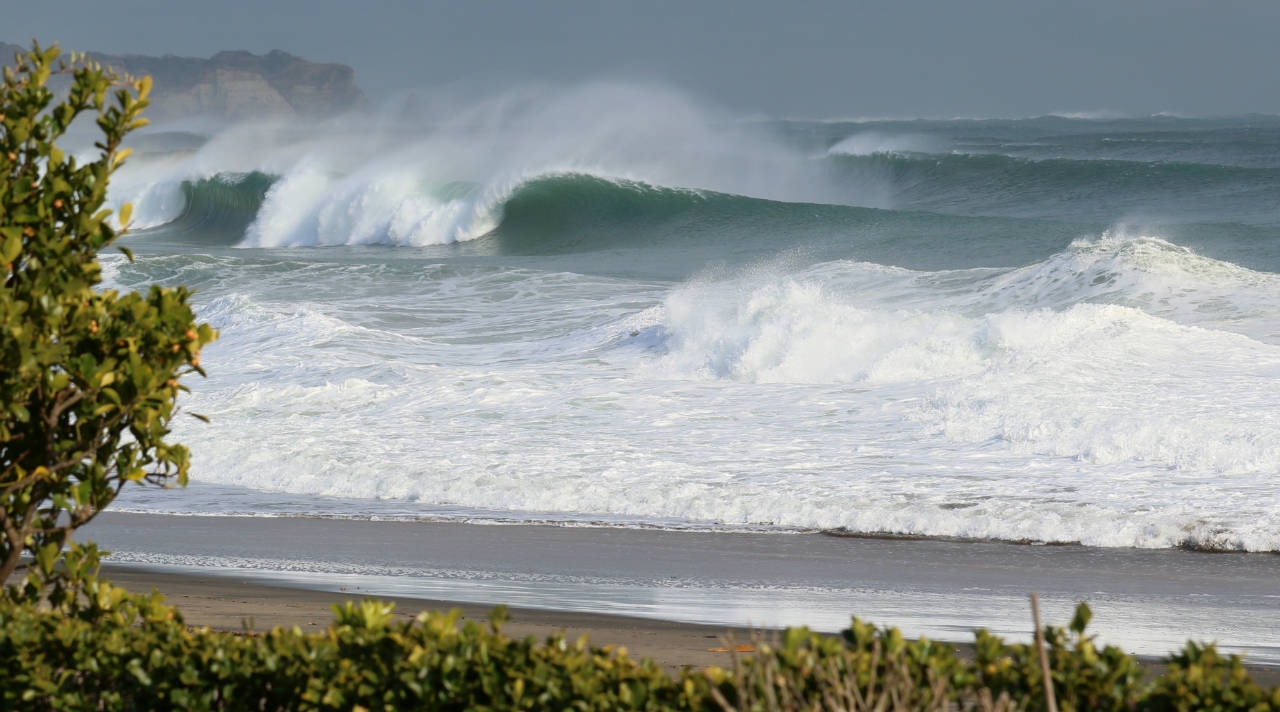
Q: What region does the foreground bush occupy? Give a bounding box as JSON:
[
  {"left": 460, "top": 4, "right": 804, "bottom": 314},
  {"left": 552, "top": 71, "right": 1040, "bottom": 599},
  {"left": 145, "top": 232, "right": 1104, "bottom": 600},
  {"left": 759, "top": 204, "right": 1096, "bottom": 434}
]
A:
[
  {"left": 1, "top": 584, "right": 1276, "bottom": 712},
  {"left": 1, "top": 41, "right": 215, "bottom": 597},
  {"left": 0, "top": 578, "right": 703, "bottom": 711}
]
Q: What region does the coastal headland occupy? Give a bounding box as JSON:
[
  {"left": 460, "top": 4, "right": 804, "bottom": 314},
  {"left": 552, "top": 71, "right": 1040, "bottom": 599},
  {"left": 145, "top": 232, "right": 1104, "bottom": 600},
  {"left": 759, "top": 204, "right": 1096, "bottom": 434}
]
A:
[{"left": 0, "top": 41, "right": 365, "bottom": 120}]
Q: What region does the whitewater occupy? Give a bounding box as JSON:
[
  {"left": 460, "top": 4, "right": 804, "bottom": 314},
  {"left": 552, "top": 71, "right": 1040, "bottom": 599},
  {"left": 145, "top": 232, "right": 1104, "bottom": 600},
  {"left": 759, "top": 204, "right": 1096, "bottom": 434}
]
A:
[{"left": 100, "top": 84, "right": 1280, "bottom": 552}]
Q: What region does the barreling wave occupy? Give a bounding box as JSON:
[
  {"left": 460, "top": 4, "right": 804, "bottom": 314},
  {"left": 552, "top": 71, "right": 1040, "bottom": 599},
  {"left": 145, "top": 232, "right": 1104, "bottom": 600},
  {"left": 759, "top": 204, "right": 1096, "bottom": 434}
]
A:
[
  {"left": 120, "top": 164, "right": 866, "bottom": 255},
  {"left": 489, "top": 173, "right": 872, "bottom": 255},
  {"left": 155, "top": 172, "right": 275, "bottom": 240},
  {"left": 150, "top": 167, "right": 877, "bottom": 253},
  {"left": 124, "top": 165, "right": 1080, "bottom": 274},
  {"left": 238, "top": 170, "right": 724, "bottom": 249},
  {"left": 127, "top": 158, "right": 1280, "bottom": 268},
  {"left": 124, "top": 166, "right": 1280, "bottom": 283}
]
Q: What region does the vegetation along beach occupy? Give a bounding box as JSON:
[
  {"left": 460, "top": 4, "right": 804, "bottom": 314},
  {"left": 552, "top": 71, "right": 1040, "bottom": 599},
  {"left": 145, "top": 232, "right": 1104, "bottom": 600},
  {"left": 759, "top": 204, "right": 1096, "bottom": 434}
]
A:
[{"left": 4, "top": 1, "right": 1280, "bottom": 708}]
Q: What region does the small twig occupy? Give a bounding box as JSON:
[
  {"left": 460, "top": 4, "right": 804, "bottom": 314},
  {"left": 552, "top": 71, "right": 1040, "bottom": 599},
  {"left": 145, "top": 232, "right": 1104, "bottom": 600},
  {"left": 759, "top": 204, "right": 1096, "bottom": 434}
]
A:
[{"left": 1030, "top": 593, "right": 1058, "bottom": 712}]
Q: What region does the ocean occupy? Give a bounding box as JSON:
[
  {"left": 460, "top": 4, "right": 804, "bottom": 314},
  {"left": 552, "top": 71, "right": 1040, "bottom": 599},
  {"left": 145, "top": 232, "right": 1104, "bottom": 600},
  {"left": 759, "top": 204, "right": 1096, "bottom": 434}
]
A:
[{"left": 101, "top": 86, "right": 1280, "bottom": 553}]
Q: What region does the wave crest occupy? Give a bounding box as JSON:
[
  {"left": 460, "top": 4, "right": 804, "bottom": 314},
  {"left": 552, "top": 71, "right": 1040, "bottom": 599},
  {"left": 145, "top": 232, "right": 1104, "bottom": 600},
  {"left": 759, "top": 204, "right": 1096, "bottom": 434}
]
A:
[{"left": 647, "top": 235, "right": 1280, "bottom": 477}]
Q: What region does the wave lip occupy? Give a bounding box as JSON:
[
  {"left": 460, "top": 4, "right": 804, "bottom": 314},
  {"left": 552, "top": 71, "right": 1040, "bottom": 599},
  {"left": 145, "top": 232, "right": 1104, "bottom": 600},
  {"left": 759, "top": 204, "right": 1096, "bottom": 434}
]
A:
[
  {"left": 239, "top": 161, "right": 501, "bottom": 248},
  {"left": 961, "top": 231, "right": 1280, "bottom": 340},
  {"left": 827, "top": 131, "right": 944, "bottom": 156},
  {"left": 237, "top": 169, "right": 821, "bottom": 250}
]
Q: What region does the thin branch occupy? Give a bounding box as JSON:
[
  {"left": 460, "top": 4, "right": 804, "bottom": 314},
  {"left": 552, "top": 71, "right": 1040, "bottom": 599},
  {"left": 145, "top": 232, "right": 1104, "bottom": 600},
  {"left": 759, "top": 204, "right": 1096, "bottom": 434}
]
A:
[
  {"left": 46, "top": 387, "right": 89, "bottom": 427},
  {"left": 0, "top": 469, "right": 48, "bottom": 499},
  {"left": 1030, "top": 592, "right": 1059, "bottom": 712}
]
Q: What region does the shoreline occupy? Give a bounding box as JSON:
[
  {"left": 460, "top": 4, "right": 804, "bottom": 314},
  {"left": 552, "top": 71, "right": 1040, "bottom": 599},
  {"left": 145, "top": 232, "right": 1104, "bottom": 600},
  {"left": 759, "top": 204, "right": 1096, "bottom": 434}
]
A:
[
  {"left": 85, "top": 564, "right": 1280, "bottom": 686},
  {"left": 74, "top": 511, "right": 1280, "bottom": 668},
  {"left": 109, "top": 505, "right": 1280, "bottom": 554},
  {"left": 97, "top": 565, "right": 759, "bottom": 675}
]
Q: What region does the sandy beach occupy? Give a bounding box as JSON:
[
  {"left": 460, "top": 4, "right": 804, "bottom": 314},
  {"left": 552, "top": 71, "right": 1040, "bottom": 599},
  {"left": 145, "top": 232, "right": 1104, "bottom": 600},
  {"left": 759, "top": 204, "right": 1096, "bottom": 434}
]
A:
[
  {"left": 95, "top": 566, "right": 759, "bottom": 675},
  {"left": 70, "top": 565, "right": 1267, "bottom": 688},
  {"left": 72, "top": 511, "right": 1280, "bottom": 677}
]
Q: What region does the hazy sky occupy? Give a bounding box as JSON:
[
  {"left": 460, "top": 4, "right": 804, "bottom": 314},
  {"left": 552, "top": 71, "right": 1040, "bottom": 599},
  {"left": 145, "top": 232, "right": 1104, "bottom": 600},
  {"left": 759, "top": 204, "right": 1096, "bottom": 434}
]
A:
[{"left": 8, "top": 0, "right": 1280, "bottom": 118}]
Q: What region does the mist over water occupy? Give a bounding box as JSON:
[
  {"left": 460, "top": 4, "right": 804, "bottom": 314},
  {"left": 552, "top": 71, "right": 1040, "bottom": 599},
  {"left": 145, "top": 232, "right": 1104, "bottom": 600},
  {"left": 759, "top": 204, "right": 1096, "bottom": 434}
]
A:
[{"left": 104, "top": 84, "right": 1280, "bottom": 551}]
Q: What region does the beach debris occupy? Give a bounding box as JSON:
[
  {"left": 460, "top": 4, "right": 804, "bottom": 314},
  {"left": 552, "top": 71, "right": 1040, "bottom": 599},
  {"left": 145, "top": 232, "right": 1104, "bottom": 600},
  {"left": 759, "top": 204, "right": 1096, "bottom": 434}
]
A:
[{"left": 706, "top": 644, "right": 756, "bottom": 653}]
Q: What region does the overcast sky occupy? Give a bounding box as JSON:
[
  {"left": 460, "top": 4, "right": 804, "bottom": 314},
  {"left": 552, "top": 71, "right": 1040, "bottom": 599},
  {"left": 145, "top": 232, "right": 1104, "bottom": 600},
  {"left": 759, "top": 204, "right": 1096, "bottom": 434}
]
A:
[{"left": 8, "top": 0, "right": 1280, "bottom": 118}]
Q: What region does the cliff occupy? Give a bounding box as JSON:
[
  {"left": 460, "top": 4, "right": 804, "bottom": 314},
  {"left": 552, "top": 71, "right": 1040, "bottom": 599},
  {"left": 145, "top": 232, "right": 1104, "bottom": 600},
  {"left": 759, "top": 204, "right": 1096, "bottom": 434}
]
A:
[{"left": 1, "top": 43, "right": 366, "bottom": 121}]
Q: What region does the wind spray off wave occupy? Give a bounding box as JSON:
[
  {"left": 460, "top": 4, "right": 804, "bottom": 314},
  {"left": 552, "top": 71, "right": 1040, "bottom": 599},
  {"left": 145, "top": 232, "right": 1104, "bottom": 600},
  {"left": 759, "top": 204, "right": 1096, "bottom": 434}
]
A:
[{"left": 110, "top": 83, "right": 875, "bottom": 247}]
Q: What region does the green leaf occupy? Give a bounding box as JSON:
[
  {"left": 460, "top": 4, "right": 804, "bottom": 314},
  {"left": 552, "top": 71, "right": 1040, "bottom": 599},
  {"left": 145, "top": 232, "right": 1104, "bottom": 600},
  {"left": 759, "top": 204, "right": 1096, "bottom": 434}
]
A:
[
  {"left": 1069, "top": 602, "right": 1092, "bottom": 634},
  {"left": 1, "top": 231, "right": 19, "bottom": 263}
]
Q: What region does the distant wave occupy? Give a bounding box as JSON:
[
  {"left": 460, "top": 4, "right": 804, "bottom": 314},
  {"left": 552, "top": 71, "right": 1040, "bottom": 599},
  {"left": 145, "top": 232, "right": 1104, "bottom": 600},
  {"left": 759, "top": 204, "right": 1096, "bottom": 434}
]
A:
[
  {"left": 825, "top": 151, "right": 1280, "bottom": 223},
  {"left": 827, "top": 151, "right": 1275, "bottom": 193},
  {"left": 826, "top": 132, "right": 943, "bottom": 156}
]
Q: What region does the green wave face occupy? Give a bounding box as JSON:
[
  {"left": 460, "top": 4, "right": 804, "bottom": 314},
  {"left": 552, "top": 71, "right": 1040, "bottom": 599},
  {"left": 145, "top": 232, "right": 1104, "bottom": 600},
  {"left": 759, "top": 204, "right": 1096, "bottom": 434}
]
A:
[
  {"left": 132, "top": 166, "right": 1280, "bottom": 278},
  {"left": 481, "top": 173, "right": 1082, "bottom": 272},
  {"left": 128, "top": 111, "right": 1280, "bottom": 277},
  {"left": 159, "top": 171, "right": 276, "bottom": 243}
]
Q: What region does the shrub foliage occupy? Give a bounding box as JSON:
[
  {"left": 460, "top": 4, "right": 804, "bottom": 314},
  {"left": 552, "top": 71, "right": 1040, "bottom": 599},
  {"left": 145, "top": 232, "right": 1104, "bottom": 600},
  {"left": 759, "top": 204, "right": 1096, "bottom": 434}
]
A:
[
  {"left": 1, "top": 588, "right": 1276, "bottom": 711},
  {"left": 0, "top": 42, "right": 215, "bottom": 594}
]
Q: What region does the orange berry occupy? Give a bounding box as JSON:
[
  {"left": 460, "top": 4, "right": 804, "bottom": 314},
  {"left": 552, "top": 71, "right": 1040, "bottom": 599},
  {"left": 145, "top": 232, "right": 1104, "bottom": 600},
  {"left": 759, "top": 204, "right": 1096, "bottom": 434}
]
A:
[
  {"left": 52, "top": 199, "right": 63, "bottom": 209},
  {"left": 191, "top": 355, "right": 200, "bottom": 367},
  {"left": 185, "top": 329, "right": 197, "bottom": 340},
  {"left": 166, "top": 379, "right": 178, "bottom": 388},
  {"left": 171, "top": 343, "right": 180, "bottom": 352},
  {"left": 5, "top": 152, "right": 14, "bottom": 161},
  {"left": 89, "top": 320, "right": 98, "bottom": 333}
]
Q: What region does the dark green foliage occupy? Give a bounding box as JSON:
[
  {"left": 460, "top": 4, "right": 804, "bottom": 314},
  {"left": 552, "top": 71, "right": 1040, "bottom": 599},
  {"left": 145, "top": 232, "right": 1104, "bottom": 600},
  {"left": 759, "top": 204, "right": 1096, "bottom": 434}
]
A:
[
  {"left": 1, "top": 590, "right": 1276, "bottom": 711},
  {"left": 0, "top": 41, "right": 216, "bottom": 593},
  {"left": 0, "top": 584, "right": 708, "bottom": 711},
  {"left": 1143, "top": 642, "right": 1280, "bottom": 712},
  {"left": 973, "top": 603, "right": 1146, "bottom": 711},
  {"left": 711, "top": 624, "right": 993, "bottom": 711}
]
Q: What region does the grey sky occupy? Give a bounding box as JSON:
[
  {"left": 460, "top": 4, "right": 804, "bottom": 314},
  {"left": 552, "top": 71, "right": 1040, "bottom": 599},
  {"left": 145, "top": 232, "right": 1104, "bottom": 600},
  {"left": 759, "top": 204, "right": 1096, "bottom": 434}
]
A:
[{"left": 7, "top": 0, "right": 1280, "bottom": 118}]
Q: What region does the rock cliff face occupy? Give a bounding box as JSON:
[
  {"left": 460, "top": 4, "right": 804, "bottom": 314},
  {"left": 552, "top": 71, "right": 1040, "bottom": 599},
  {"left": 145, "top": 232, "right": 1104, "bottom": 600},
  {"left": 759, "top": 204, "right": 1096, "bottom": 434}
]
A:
[{"left": 1, "top": 43, "right": 365, "bottom": 121}]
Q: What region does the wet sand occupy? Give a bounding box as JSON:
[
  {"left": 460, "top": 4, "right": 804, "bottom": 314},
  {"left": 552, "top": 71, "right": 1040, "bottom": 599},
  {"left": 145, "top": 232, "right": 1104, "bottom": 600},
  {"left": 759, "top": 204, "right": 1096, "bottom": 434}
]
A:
[
  {"left": 99, "top": 566, "right": 758, "bottom": 674},
  {"left": 76, "top": 512, "right": 1280, "bottom": 674}
]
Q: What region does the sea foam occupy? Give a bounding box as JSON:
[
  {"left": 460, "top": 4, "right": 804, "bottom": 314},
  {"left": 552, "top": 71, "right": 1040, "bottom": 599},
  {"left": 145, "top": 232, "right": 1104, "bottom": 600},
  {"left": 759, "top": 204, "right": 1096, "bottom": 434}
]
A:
[{"left": 105, "top": 227, "right": 1280, "bottom": 551}]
